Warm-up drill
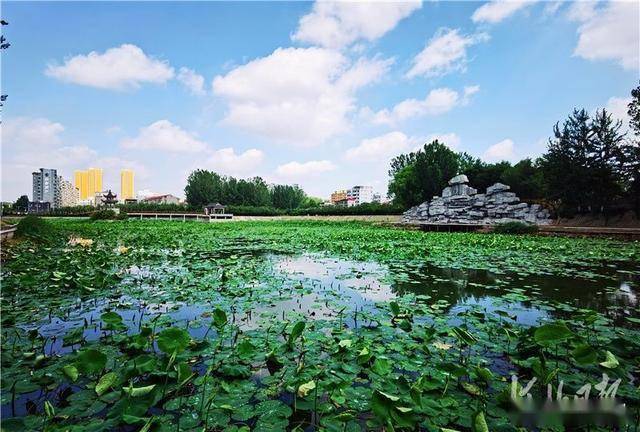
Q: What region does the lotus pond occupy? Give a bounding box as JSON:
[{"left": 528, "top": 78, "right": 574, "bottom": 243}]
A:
[{"left": 1, "top": 220, "right": 639, "bottom": 431}]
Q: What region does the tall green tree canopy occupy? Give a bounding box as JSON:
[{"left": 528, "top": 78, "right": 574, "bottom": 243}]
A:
[
  {"left": 540, "top": 108, "right": 626, "bottom": 212},
  {"left": 184, "top": 170, "right": 223, "bottom": 208},
  {"left": 271, "top": 184, "right": 306, "bottom": 209},
  {"left": 388, "top": 140, "right": 460, "bottom": 208},
  {"left": 184, "top": 170, "right": 308, "bottom": 209},
  {"left": 625, "top": 83, "right": 640, "bottom": 212}
]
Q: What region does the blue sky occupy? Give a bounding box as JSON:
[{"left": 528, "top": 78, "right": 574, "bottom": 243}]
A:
[{"left": 2, "top": 0, "right": 638, "bottom": 201}]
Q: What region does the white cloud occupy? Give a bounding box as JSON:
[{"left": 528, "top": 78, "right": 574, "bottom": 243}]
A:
[
  {"left": 213, "top": 47, "right": 391, "bottom": 145},
  {"left": 483, "top": 138, "right": 516, "bottom": 161},
  {"left": 543, "top": 1, "right": 563, "bottom": 17},
  {"left": 570, "top": 1, "right": 639, "bottom": 70},
  {"left": 471, "top": 1, "right": 533, "bottom": 24},
  {"left": 2, "top": 117, "right": 64, "bottom": 150},
  {"left": 121, "top": 120, "right": 208, "bottom": 153},
  {"left": 464, "top": 85, "right": 480, "bottom": 99},
  {"left": 177, "top": 67, "right": 205, "bottom": 96},
  {"left": 423, "top": 132, "right": 461, "bottom": 150},
  {"left": 292, "top": 0, "right": 422, "bottom": 49},
  {"left": 366, "top": 86, "right": 477, "bottom": 126},
  {"left": 605, "top": 96, "right": 632, "bottom": 131},
  {"left": 407, "top": 28, "right": 488, "bottom": 78},
  {"left": 105, "top": 125, "right": 123, "bottom": 135},
  {"left": 46, "top": 44, "right": 175, "bottom": 90},
  {"left": 203, "top": 148, "right": 265, "bottom": 177},
  {"left": 566, "top": 1, "right": 596, "bottom": 22},
  {"left": 1, "top": 116, "right": 148, "bottom": 201},
  {"left": 346, "top": 131, "right": 414, "bottom": 162},
  {"left": 275, "top": 160, "right": 336, "bottom": 178}
]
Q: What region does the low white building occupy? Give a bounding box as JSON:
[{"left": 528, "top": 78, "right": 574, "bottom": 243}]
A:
[
  {"left": 347, "top": 185, "right": 373, "bottom": 205},
  {"left": 142, "top": 194, "right": 181, "bottom": 205}
]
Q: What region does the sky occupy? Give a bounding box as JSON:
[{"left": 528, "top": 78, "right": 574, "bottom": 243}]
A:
[{"left": 1, "top": 0, "right": 638, "bottom": 202}]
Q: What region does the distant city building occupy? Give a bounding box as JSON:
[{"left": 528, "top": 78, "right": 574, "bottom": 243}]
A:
[
  {"left": 330, "top": 186, "right": 374, "bottom": 206},
  {"left": 88, "top": 190, "right": 108, "bottom": 206},
  {"left": 330, "top": 190, "right": 348, "bottom": 204},
  {"left": 28, "top": 201, "right": 51, "bottom": 214},
  {"left": 75, "top": 167, "right": 103, "bottom": 200},
  {"left": 347, "top": 185, "right": 373, "bottom": 205},
  {"left": 120, "top": 169, "right": 135, "bottom": 201},
  {"left": 335, "top": 197, "right": 356, "bottom": 207},
  {"left": 56, "top": 176, "right": 80, "bottom": 208},
  {"left": 74, "top": 170, "right": 89, "bottom": 199},
  {"left": 87, "top": 168, "right": 103, "bottom": 198},
  {"left": 142, "top": 194, "right": 181, "bottom": 205},
  {"left": 32, "top": 168, "right": 59, "bottom": 208}
]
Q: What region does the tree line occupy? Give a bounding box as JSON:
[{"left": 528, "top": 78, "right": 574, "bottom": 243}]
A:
[
  {"left": 184, "top": 170, "right": 321, "bottom": 210},
  {"left": 389, "top": 84, "right": 640, "bottom": 217}
]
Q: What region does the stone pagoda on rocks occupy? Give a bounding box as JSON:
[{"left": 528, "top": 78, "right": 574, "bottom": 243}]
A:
[{"left": 402, "top": 175, "right": 551, "bottom": 225}]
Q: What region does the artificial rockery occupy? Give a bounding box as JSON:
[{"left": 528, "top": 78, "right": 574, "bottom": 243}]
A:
[{"left": 402, "top": 174, "right": 551, "bottom": 225}]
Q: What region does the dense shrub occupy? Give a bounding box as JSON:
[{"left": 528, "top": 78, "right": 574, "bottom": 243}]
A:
[
  {"left": 15, "top": 216, "right": 55, "bottom": 240},
  {"left": 50, "top": 205, "right": 95, "bottom": 216},
  {"left": 493, "top": 222, "right": 539, "bottom": 235},
  {"left": 90, "top": 210, "right": 128, "bottom": 220}
]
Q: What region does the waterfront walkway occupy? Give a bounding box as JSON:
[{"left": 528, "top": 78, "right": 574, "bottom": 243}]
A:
[{"left": 128, "top": 212, "right": 233, "bottom": 221}]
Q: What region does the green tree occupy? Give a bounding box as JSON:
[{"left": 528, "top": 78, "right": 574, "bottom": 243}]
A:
[
  {"left": 628, "top": 83, "right": 640, "bottom": 134},
  {"left": 388, "top": 140, "right": 459, "bottom": 208},
  {"left": 300, "top": 196, "right": 323, "bottom": 208},
  {"left": 14, "top": 195, "right": 29, "bottom": 212},
  {"left": 588, "top": 109, "right": 625, "bottom": 211},
  {"left": 271, "top": 184, "right": 306, "bottom": 209},
  {"left": 626, "top": 83, "right": 640, "bottom": 214},
  {"left": 500, "top": 158, "right": 545, "bottom": 200},
  {"left": 540, "top": 108, "right": 626, "bottom": 215},
  {"left": 540, "top": 109, "right": 593, "bottom": 213},
  {"left": 184, "top": 170, "right": 223, "bottom": 208}
]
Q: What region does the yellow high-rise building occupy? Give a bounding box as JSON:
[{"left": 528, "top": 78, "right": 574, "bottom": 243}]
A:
[
  {"left": 120, "top": 169, "right": 135, "bottom": 200},
  {"left": 87, "top": 168, "right": 103, "bottom": 197},
  {"left": 74, "top": 170, "right": 89, "bottom": 199},
  {"left": 75, "top": 168, "right": 102, "bottom": 200}
]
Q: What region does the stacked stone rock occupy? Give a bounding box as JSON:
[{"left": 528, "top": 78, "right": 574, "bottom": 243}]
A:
[{"left": 402, "top": 174, "right": 551, "bottom": 225}]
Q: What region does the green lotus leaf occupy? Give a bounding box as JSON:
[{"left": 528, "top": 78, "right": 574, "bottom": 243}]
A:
[
  {"left": 157, "top": 327, "right": 191, "bottom": 354},
  {"left": 599, "top": 350, "right": 619, "bottom": 369},
  {"left": 472, "top": 411, "right": 489, "bottom": 432},
  {"left": 534, "top": 323, "right": 573, "bottom": 345},
  {"left": 287, "top": 321, "right": 305, "bottom": 348},
  {"left": 571, "top": 344, "right": 597, "bottom": 365},
  {"left": 297, "top": 380, "right": 316, "bottom": 398},
  {"left": 62, "top": 364, "right": 79, "bottom": 382},
  {"left": 76, "top": 349, "right": 108, "bottom": 374},
  {"left": 101, "top": 311, "right": 123, "bottom": 326},
  {"left": 95, "top": 372, "right": 118, "bottom": 396},
  {"left": 123, "top": 384, "right": 156, "bottom": 397},
  {"left": 212, "top": 308, "right": 227, "bottom": 329}
]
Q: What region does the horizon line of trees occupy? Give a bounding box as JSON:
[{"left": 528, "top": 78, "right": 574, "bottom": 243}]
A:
[
  {"left": 388, "top": 83, "right": 640, "bottom": 218},
  {"left": 184, "top": 170, "right": 323, "bottom": 210}
]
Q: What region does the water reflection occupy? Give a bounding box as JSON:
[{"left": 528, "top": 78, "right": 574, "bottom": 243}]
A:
[{"left": 18, "top": 252, "right": 640, "bottom": 356}]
